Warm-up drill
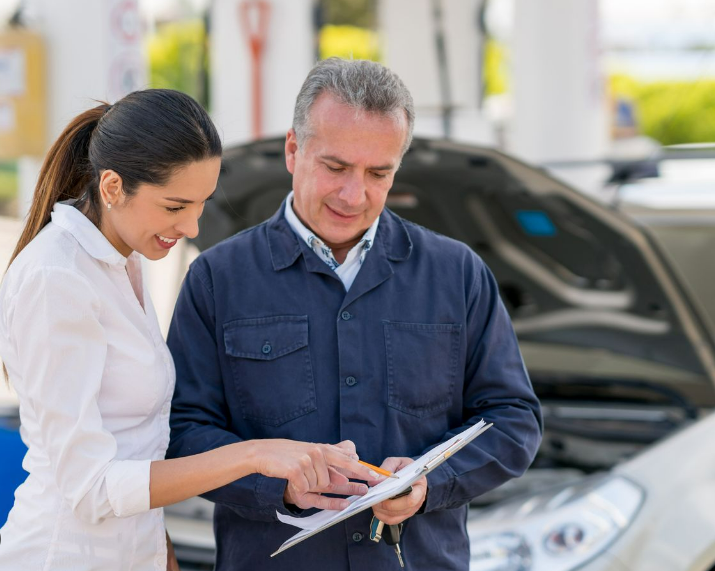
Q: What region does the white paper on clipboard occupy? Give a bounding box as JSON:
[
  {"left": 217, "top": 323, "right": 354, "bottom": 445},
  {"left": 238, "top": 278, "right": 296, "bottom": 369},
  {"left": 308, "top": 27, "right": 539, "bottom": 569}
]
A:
[{"left": 272, "top": 419, "right": 493, "bottom": 557}]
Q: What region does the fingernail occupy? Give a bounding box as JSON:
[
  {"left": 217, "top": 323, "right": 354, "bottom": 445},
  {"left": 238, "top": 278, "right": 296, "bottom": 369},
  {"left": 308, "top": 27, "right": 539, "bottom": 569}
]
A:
[{"left": 369, "top": 470, "right": 380, "bottom": 479}]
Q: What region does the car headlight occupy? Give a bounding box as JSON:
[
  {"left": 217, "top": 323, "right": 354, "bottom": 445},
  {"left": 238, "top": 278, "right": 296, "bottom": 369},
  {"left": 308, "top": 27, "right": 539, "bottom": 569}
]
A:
[{"left": 468, "top": 475, "right": 644, "bottom": 571}]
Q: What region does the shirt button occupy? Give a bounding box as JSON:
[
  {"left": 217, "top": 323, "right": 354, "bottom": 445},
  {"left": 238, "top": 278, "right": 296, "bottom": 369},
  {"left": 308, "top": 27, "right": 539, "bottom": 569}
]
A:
[
  {"left": 345, "top": 376, "right": 357, "bottom": 387},
  {"left": 341, "top": 311, "right": 352, "bottom": 321},
  {"left": 262, "top": 343, "right": 272, "bottom": 355},
  {"left": 352, "top": 532, "right": 363, "bottom": 543}
]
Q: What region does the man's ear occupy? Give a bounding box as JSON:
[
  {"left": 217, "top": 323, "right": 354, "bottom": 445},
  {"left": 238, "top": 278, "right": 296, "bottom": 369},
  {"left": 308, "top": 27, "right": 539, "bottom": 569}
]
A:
[
  {"left": 98, "top": 169, "right": 124, "bottom": 207},
  {"left": 285, "top": 129, "right": 299, "bottom": 175}
]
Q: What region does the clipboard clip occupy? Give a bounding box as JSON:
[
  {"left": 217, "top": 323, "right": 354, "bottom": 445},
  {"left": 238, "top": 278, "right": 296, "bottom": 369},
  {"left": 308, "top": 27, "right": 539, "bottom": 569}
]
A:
[{"left": 422, "top": 437, "right": 463, "bottom": 472}]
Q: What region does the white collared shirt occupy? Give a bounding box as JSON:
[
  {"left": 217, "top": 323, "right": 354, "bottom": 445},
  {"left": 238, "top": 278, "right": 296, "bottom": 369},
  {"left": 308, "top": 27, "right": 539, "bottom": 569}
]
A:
[
  {"left": 0, "top": 203, "right": 175, "bottom": 570},
  {"left": 284, "top": 191, "right": 379, "bottom": 291}
]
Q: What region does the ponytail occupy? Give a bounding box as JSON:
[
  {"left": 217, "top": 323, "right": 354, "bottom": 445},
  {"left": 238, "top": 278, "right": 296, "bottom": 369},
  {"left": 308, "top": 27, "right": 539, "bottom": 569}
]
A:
[
  {"left": 8, "top": 89, "right": 221, "bottom": 273},
  {"left": 3, "top": 89, "right": 221, "bottom": 385},
  {"left": 8, "top": 103, "right": 110, "bottom": 269}
]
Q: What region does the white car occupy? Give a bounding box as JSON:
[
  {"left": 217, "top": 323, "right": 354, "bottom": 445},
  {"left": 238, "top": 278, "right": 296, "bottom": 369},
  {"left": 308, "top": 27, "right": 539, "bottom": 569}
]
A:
[{"left": 468, "top": 411, "right": 715, "bottom": 571}]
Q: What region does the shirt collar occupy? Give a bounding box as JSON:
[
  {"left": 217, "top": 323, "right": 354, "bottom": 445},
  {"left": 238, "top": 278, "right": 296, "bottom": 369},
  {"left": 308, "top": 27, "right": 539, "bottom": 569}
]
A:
[
  {"left": 50, "top": 202, "right": 134, "bottom": 267},
  {"left": 267, "top": 197, "right": 412, "bottom": 272},
  {"left": 284, "top": 190, "right": 379, "bottom": 270}
]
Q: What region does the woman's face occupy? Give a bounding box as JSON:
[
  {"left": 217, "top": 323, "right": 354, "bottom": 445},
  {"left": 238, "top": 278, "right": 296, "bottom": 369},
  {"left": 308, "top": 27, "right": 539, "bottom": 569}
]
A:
[{"left": 100, "top": 158, "right": 221, "bottom": 260}]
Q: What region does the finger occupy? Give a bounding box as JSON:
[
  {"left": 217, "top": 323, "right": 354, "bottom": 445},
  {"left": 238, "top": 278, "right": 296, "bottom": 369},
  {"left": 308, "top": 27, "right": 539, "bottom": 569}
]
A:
[
  {"left": 334, "top": 440, "right": 358, "bottom": 458},
  {"left": 288, "top": 464, "right": 310, "bottom": 496},
  {"left": 324, "top": 450, "right": 380, "bottom": 481},
  {"left": 365, "top": 457, "right": 414, "bottom": 486},
  {"left": 380, "top": 494, "right": 417, "bottom": 512},
  {"left": 326, "top": 482, "right": 369, "bottom": 497},
  {"left": 373, "top": 497, "right": 420, "bottom": 518},
  {"left": 307, "top": 493, "right": 352, "bottom": 511},
  {"left": 371, "top": 507, "right": 410, "bottom": 526},
  {"left": 304, "top": 457, "right": 320, "bottom": 491},
  {"left": 365, "top": 457, "right": 402, "bottom": 486},
  {"left": 373, "top": 479, "right": 427, "bottom": 521},
  {"left": 309, "top": 447, "right": 331, "bottom": 490},
  {"left": 380, "top": 456, "right": 412, "bottom": 473},
  {"left": 366, "top": 474, "right": 388, "bottom": 487},
  {"left": 328, "top": 466, "right": 349, "bottom": 486},
  {"left": 340, "top": 464, "right": 386, "bottom": 483}
]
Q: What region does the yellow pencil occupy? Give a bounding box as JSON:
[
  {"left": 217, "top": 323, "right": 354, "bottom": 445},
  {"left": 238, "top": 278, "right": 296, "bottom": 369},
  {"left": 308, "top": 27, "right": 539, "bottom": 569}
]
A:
[{"left": 358, "top": 460, "right": 399, "bottom": 478}]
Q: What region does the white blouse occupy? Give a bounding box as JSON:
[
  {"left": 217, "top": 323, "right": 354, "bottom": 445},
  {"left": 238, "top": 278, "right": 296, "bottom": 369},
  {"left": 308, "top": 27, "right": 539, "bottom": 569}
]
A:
[{"left": 0, "top": 203, "right": 175, "bottom": 570}]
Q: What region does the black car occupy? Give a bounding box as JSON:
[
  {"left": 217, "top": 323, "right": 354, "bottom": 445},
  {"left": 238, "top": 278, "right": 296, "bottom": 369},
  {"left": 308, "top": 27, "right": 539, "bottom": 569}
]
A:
[{"left": 195, "top": 136, "right": 715, "bottom": 468}]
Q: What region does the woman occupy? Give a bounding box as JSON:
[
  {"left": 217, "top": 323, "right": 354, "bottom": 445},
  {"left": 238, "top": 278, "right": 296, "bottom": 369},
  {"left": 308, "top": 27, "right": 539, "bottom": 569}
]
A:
[{"left": 0, "top": 89, "right": 375, "bottom": 570}]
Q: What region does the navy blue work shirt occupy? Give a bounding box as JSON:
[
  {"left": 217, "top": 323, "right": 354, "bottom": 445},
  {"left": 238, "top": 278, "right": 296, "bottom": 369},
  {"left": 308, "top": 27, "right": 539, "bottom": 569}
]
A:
[{"left": 166, "top": 201, "right": 542, "bottom": 571}]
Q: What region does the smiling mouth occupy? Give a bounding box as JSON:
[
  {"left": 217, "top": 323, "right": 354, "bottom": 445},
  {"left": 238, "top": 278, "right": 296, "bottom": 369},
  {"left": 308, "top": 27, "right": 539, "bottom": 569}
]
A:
[
  {"left": 156, "top": 234, "right": 178, "bottom": 244},
  {"left": 327, "top": 205, "right": 360, "bottom": 219}
]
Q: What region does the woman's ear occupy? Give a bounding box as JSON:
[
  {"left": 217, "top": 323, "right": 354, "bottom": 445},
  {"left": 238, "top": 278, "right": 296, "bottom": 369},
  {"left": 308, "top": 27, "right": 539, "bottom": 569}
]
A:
[{"left": 98, "top": 169, "right": 124, "bottom": 208}]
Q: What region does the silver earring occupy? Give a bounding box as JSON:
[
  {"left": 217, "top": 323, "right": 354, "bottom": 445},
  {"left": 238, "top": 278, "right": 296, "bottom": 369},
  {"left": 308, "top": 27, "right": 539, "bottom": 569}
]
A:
[{"left": 107, "top": 203, "right": 112, "bottom": 211}]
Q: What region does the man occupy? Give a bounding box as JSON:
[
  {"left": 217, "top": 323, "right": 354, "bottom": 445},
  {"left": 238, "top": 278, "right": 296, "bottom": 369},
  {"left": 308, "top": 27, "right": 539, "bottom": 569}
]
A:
[{"left": 167, "top": 58, "right": 542, "bottom": 571}]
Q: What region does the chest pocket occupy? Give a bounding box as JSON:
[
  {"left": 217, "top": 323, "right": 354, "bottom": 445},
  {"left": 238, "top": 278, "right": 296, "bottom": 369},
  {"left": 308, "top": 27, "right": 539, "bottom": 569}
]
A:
[
  {"left": 384, "top": 321, "right": 462, "bottom": 418},
  {"left": 224, "top": 315, "right": 317, "bottom": 426}
]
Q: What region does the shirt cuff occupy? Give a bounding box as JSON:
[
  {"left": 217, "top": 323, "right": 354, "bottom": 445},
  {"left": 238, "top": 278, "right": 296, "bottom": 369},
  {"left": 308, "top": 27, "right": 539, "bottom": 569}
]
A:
[
  {"left": 106, "top": 459, "right": 152, "bottom": 517},
  {"left": 255, "top": 475, "right": 298, "bottom": 516},
  {"left": 422, "top": 460, "right": 456, "bottom": 514}
]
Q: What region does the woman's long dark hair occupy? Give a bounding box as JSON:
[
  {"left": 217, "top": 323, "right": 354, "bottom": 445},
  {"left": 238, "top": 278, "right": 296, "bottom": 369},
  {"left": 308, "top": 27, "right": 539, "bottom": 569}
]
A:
[{"left": 8, "top": 88, "right": 222, "bottom": 268}]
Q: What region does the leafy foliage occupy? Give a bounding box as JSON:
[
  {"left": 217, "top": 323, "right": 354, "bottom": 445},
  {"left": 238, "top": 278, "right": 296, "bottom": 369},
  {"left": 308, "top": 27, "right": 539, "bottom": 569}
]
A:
[
  {"left": 319, "top": 25, "right": 380, "bottom": 61},
  {"left": 484, "top": 39, "right": 509, "bottom": 96},
  {"left": 610, "top": 74, "right": 715, "bottom": 145},
  {"left": 0, "top": 161, "right": 17, "bottom": 213},
  {"left": 147, "top": 18, "right": 209, "bottom": 107},
  {"left": 321, "top": 0, "right": 374, "bottom": 28}
]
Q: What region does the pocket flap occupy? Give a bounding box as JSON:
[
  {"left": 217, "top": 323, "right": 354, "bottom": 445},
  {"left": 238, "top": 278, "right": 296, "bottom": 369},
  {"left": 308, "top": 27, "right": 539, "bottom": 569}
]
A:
[{"left": 224, "top": 315, "right": 309, "bottom": 361}]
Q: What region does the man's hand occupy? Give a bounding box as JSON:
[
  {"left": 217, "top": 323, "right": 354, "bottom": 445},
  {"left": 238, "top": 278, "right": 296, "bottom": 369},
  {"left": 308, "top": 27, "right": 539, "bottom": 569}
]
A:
[
  {"left": 280, "top": 440, "right": 374, "bottom": 511},
  {"left": 369, "top": 457, "right": 427, "bottom": 525},
  {"left": 284, "top": 468, "right": 369, "bottom": 510}
]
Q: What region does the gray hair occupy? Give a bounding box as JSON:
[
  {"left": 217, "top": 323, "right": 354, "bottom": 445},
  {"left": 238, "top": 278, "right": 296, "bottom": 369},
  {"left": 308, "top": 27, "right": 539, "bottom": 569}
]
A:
[{"left": 292, "top": 58, "right": 415, "bottom": 155}]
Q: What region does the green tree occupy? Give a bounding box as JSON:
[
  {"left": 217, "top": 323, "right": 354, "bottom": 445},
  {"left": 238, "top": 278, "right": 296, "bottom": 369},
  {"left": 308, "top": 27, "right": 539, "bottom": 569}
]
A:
[
  {"left": 147, "top": 19, "right": 209, "bottom": 107},
  {"left": 320, "top": 24, "right": 380, "bottom": 61},
  {"left": 610, "top": 74, "right": 715, "bottom": 145},
  {"left": 322, "top": 0, "right": 374, "bottom": 28}
]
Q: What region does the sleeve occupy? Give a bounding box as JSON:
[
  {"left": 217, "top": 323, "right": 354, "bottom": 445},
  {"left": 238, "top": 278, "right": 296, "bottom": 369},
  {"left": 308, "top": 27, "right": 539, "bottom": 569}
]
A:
[
  {"left": 166, "top": 261, "right": 291, "bottom": 522},
  {"left": 419, "top": 259, "right": 543, "bottom": 514},
  {"left": 7, "top": 267, "right": 152, "bottom": 524}
]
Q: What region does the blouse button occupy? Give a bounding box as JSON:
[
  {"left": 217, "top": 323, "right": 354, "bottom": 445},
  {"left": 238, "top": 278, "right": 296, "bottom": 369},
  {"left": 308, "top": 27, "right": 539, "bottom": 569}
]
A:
[{"left": 262, "top": 343, "right": 272, "bottom": 355}]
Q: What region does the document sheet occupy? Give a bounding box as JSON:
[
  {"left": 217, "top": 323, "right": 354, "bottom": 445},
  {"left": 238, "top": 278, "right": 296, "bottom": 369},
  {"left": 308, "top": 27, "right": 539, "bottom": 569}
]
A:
[{"left": 272, "top": 419, "right": 492, "bottom": 556}]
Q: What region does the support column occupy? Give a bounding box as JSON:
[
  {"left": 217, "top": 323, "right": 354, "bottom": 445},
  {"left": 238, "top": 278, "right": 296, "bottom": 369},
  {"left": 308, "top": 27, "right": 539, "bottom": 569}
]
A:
[
  {"left": 380, "top": 0, "right": 494, "bottom": 145},
  {"left": 511, "top": 0, "right": 608, "bottom": 165}
]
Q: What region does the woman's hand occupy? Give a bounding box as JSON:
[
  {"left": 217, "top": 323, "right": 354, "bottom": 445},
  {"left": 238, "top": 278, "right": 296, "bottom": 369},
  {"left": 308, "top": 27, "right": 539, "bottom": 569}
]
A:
[{"left": 247, "top": 439, "right": 380, "bottom": 510}]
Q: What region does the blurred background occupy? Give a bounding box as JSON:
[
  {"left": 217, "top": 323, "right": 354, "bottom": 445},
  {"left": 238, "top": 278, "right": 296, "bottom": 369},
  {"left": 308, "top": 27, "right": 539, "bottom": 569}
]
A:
[
  {"left": 1, "top": 0, "right": 714, "bottom": 336},
  {"left": 1, "top": 0, "right": 714, "bottom": 218},
  {"left": 3, "top": 4, "right": 715, "bottom": 568}
]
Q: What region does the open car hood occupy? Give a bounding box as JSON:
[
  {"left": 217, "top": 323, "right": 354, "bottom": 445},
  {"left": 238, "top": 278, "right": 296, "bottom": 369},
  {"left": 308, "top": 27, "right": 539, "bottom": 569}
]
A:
[{"left": 196, "top": 138, "right": 715, "bottom": 390}]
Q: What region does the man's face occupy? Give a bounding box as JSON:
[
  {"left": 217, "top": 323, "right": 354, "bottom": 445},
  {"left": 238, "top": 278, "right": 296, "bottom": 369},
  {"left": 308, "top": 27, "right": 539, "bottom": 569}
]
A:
[{"left": 285, "top": 93, "right": 408, "bottom": 258}]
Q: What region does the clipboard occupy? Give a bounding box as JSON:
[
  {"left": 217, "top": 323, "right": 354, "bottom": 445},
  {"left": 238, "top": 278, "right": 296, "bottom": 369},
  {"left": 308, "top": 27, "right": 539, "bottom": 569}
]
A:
[{"left": 272, "top": 419, "right": 493, "bottom": 556}]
